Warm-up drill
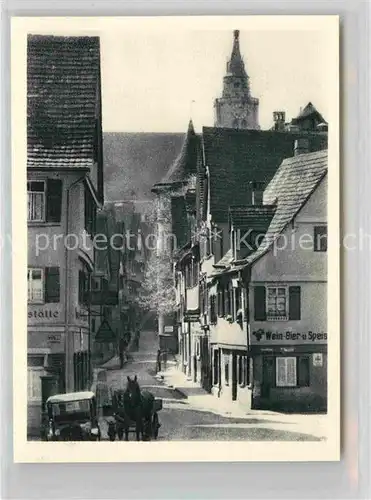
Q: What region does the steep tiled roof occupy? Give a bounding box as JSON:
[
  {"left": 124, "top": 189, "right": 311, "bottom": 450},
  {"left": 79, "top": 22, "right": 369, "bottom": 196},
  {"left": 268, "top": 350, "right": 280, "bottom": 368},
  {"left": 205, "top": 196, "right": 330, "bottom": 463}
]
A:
[
  {"left": 292, "top": 102, "right": 327, "bottom": 125},
  {"left": 104, "top": 133, "right": 185, "bottom": 202},
  {"left": 153, "top": 120, "right": 201, "bottom": 192},
  {"left": 229, "top": 205, "right": 276, "bottom": 232},
  {"left": 202, "top": 126, "right": 327, "bottom": 223},
  {"left": 243, "top": 150, "right": 328, "bottom": 265},
  {"left": 211, "top": 249, "right": 234, "bottom": 277},
  {"left": 27, "top": 35, "right": 101, "bottom": 169}
]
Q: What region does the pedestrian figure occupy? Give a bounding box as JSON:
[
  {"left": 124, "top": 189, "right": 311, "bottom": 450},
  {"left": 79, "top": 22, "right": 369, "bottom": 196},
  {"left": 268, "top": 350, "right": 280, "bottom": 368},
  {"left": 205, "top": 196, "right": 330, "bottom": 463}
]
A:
[
  {"left": 156, "top": 349, "right": 162, "bottom": 373},
  {"left": 163, "top": 349, "right": 168, "bottom": 371},
  {"left": 119, "top": 337, "right": 127, "bottom": 369}
]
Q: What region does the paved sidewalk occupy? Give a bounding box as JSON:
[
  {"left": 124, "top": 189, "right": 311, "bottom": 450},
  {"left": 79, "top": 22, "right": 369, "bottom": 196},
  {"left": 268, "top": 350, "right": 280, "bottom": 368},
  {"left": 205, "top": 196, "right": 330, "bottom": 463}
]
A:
[{"left": 156, "top": 366, "right": 328, "bottom": 440}]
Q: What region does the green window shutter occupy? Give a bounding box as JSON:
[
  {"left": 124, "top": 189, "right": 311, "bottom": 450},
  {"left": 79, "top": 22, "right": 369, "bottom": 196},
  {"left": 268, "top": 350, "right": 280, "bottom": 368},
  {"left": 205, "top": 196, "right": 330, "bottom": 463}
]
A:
[
  {"left": 46, "top": 179, "right": 62, "bottom": 223},
  {"left": 298, "top": 356, "right": 310, "bottom": 387},
  {"left": 289, "top": 286, "right": 301, "bottom": 320},
  {"left": 45, "top": 267, "right": 60, "bottom": 303},
  {"left": 254, "top": 286, "right": 266, "bottom": 321}
]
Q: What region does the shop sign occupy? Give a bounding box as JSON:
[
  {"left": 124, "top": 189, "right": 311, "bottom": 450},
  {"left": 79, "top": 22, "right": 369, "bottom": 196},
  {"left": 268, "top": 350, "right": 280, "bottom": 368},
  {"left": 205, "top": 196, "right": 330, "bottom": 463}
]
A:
[
  {"left": 164, "top": 326, "right": 174, "bottom": 333},
  {"left": 47, "top": 334, "right": 62, "bottom": 344},
  {"left": 252, "top": 329, "right": 327, "bottom": 344},
  {"left": 312, "top": 353, "right": 323, "bottom": 367},
  {"left": 28, "top": 304, "right": 62, "bottom": 324}
]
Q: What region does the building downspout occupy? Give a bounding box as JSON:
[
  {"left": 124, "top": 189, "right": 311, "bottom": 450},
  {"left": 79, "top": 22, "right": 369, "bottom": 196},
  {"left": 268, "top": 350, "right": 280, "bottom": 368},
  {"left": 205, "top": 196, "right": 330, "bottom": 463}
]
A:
[{"left": 64, "top": 175, "right": 86, "bottom": 393}]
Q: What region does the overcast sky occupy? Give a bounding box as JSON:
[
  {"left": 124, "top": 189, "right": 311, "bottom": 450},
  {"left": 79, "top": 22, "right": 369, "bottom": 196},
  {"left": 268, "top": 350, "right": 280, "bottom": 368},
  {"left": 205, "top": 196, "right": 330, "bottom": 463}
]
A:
[{"left": 22, "top": 17, "right": 337, "bottom": 133}]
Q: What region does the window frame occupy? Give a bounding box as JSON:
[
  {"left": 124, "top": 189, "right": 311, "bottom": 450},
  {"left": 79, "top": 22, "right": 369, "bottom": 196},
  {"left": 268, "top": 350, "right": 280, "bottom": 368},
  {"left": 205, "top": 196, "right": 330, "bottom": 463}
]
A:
[
  {"left": 27, "top": 180, "right": 46, "bottom": 222},
  {"left": 28, "top": 267, "right": 44, "bottom": 304},
  {"left": 266, "top": 285, "right": 288, "bottom": 321},
  {"left": 276, "top": 356, "right": 297, "bottom": 387}
]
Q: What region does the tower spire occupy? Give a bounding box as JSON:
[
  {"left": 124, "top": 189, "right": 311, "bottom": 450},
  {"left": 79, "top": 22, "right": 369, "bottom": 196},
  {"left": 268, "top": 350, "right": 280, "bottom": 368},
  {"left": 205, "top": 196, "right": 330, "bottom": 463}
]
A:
[{"left": 227, "top": 29, "right": 246, "bottom": 77}]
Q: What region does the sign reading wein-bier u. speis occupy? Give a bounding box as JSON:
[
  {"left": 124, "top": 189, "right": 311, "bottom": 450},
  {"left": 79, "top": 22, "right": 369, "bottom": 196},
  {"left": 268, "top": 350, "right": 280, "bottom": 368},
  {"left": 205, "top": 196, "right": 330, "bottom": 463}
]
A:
[{"left": 251, "top": 329, "right": 327, "bottom": 344}]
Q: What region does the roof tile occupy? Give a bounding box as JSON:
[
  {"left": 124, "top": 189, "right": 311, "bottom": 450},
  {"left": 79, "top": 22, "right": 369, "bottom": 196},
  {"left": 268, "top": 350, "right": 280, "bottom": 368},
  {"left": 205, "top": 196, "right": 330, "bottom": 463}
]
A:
[
  {"left": 202, "top": 126, "right": 327, "bottom": 223},
  {"left": 27, "top": 35, "right": 101, "bottom": 169}
]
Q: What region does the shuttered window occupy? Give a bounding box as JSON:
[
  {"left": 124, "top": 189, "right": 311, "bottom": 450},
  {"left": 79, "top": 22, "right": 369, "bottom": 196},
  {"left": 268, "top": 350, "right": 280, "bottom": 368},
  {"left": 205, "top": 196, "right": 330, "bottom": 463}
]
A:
[
  {"left": 275, "top": 356, "right": 310, "bottom": 387},
  {"left": 254, "top": 286, "right": 266, "bottom": 321},
  {"left": 44, "top": 267, "right": 60, "bottom": 303},
  {"left": 254, "top": 286, "right": 301, "bottom": 321},
  {"left": 46, "top": 179, "right": 63, "bottom": 223}
]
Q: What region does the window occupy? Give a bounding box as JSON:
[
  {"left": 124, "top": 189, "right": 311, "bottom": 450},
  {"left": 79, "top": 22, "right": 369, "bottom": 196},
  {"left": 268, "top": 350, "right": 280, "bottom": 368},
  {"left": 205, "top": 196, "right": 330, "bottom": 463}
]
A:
[
  {"left": 27, "top": 179, "right": 63, "bottom": 223},
  {"left": 238, "top": 356, "right": 250, "bottom": 386},
  {"left": 254, "top": 285, "right": 301, "bottom": 321},
  {"left": 314, "top": 226, "right": 327, "bottom": 252},
  {"left": 224, "top": 354, "right": 230, "bottom": 385},
  {"left": 238, "top": 356, "right": 243, "bottom": 385},
  {"left": 84, "top": 187, "right": 97, "bottom": 236},
  {"left": 78, "top": 270, "right": 90, "bottom": 304},
  {"left": 206, "top": 227, "right": 211, "bottom": 255},
  {"left": 28, "top": 268, "right": 44, "bottom": 303},
  {"left": 267, "top": 287, "right": 287, "bottom": 319},
  {"left": 28, "top": 267, "right": 60, "bottom": 304},
  {"left": 27, "top": 181, "right": 45, "bottom": 221},
  {"left": 210, "top": 295, "right": 217, "bottom": 324},
  {"left": 225, "top": 284, "right": 232, "bottom": 317},
  {"left": 213, "top": 349, "right": 219, "bottom": 385},
  {"left": 27, "top": 367, "right": 43, "bottom": 401},
  {"left": 235, "top": 286, "right": 242, "bottom": 318},
  {"left": 275, "top": 356, "right": 310, "bottom": 387},
  {"left": 276, "top": 357, "right": 297, "bottom": 387}
]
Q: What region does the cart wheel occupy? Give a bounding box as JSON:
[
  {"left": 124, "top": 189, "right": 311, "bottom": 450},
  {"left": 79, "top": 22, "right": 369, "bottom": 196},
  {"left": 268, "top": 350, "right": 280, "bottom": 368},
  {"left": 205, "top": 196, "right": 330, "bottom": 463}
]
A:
[{"left": 152, "top": 413, "right": 159, "bottom": 440}]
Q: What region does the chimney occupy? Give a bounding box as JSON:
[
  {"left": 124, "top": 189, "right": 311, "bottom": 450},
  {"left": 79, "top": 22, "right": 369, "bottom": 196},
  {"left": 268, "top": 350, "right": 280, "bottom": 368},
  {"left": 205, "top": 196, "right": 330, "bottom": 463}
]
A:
[
  {"left": 294, "top": 138, "right": 310, "bottom": 156},
  {"left": 250, "top": 181, "right": 264, "bottom": 205},
  {"left": 273, "top": 111, "right": 286, "bottom": 131}
]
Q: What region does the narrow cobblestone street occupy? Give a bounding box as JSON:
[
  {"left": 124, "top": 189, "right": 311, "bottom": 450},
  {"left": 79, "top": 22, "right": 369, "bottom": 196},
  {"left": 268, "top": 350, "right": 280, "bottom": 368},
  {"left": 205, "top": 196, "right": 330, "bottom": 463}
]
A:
[{"left": 95, "top": 330, "right": 326, "bottom": 442}]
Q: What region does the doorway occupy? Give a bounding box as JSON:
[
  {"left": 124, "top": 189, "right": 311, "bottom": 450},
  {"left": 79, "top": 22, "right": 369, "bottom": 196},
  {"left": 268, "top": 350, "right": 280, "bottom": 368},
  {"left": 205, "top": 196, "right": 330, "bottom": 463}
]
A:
[{"left": 262, "top": 356, "right": 275, "bottom": 399}]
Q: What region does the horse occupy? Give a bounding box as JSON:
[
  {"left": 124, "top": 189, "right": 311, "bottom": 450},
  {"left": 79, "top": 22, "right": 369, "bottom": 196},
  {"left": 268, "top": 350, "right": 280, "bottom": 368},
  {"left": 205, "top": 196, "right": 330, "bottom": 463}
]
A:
[{"left": 114, "top": 376, "right": 154, "bottom": 441}]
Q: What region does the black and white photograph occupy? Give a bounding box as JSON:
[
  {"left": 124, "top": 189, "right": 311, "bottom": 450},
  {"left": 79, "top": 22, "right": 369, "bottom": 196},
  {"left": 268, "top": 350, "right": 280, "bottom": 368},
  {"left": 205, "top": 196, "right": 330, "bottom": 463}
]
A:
[{"left": 12, "top": 15, "right": 340, "bottom": 462}]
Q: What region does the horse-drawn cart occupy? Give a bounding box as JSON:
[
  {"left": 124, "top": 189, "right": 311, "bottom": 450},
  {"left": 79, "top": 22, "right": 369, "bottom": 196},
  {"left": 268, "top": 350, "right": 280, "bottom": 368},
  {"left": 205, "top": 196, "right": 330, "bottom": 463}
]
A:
[{"left": 105, "top": 388, "right": 162, "bottom": 441}]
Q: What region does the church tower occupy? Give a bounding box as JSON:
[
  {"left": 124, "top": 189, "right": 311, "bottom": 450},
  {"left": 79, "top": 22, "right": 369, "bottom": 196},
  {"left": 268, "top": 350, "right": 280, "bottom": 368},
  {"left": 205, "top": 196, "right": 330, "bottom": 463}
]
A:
[{"left": 214, "top": 30, "right": 260, "bottom": 130}]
